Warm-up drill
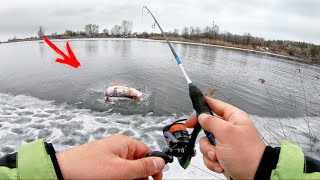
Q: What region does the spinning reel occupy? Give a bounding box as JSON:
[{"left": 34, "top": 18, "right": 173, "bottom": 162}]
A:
[{"left": 146, "top": 119, "right": 197, "bottom": 168}]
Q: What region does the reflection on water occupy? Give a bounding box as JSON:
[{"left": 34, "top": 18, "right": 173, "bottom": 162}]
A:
[
  {"left": 0, "top": 38, "right": 320, "bottom": 118},
  {"left": 85, "top": 40, "right": 99, "bottom": 55}
]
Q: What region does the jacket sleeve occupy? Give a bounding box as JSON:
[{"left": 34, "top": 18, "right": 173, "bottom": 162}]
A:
[
  {"left": 270, "top": 140, "right": 320, "bottom": 179},
  {"left": 0, "top": 166, "right": 19, "bottom": 180},
  {"left": 0, "top": 139, "right": 60, "bottom": 180},
  {"left": 255, "top": 140, "right": 320, "bottom": 180}
]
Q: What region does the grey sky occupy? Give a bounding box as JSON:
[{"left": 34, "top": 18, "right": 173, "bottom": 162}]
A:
[{"left": 0, "top": 0, "right": 319, "bottom": 44}]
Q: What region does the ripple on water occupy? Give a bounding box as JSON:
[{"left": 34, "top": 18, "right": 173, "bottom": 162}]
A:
[
  {"left": 61, "top": 138, "right": 77, "bottom": 146},
  {"left": 92, "top": 128, "right": 106, "bottom": 140},
  {"left": 12, "top": 117, "right": 32, "bottom": 124},
  {"left": 139, "top": 134, "right": 153, "bottom": 144},
  {"left": 2, "top": 111, "right": 12, "bottom": 115},
  {"left": 14, "top": 111, "right": 34, "bottom": 116},
  {"left": 122, "top": 130, "right": 135, "bottom": 137},
  {"left": 141, "top": 126, "right": 163, "bottom": 133},
  {"left": 44, "top": 109, "right": 58, "bottom": 114},
  {"left": 54, "top": 114, "right": 75, "bottom": 121},
  {"left": 131, "top": 119, "right": 146, "bottom": 128},
  {"left": 1, "top": 146, "right": 15, "bottom": 153},
  {"left": 37, "top": 129, "right": 53, "bottom": 139},
  {"left": 11, "top": 128, "right": 24, "bottom": 134},
  {"left": 116, "top": 119, "right": 131, "bottom": 125},
  {"left": 33, "top": 113, "right": 50, "bottom": 118},
  {"left": 55, "top": 121, "right": 84, "bottom": 136},
  {"left": 3, "top": 107, "right": 16, "bottom": 111},
  {"left": 61, "top": 131, "right": 89, "bottom": 146},
  {"left": 25, "top": 138, "right": 35, "bottom": 143},
  {"left": 17, "top": 106, "right": 26, "bottom": 109},
  {"left": 94, "top": 118, "right": 108, "bottom": 124},
  {"left": 28, "top": 124, "right": 45, "bottom": 129},
  {"left": 107, "top": 127, "right": 120, "bottom": 134},
  {"left": 155, "top": 117, "right": 169, "bottom": 124}
]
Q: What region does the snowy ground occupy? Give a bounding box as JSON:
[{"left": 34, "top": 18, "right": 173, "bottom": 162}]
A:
[{"left": 0, "top": 92, "right": 319, "bottom": 179}]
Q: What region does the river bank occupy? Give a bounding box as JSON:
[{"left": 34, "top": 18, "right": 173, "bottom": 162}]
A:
[
  {"left": 0, "top": 36, "right": 314, "bottom": 65},
  {"left": 148, "top": 36, "right": 315, "bottom": 64},
  {"left": 147, "top": 38, "right": 309, "bottom": 64}
]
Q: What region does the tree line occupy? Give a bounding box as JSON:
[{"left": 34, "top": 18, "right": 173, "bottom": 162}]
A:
[
  {"left": 5, "top": 20, "right": 319, "bottom": 63},
  {"left": 148, "top": 21, "right": 319, "bottom": 63},
  {"left": 35, "top": 20, "right": 133, "bottom": 39}
]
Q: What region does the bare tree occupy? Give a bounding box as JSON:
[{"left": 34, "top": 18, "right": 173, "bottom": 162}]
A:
[
  {"left": 203, "top": 26, "right": 211, "bottom": 38},
  {"left": 103, "top": 28, "right": 109, "bottom": 36},
  {"left": 37, "top": 26, "right": 45, "bottom": 38},
  {"left": 211, "top": 21, "right": 219, "bottom": 40},
  {"left": 138, "top": 21, "right": 320, "bottom": 63},
  {"left": 189, "top": 26, "right": 196, "bottom": 39},
  {"left": 84, "top": 24, "right": 99, "bottom": 37},
  {"left": 201, "top": 21, "right": 220, "bottom": 39},
  {"left": 181, "top": 27, "right": 189, "bottom": 38},
  {"left": 111, "top": 25, "right": 122, "bottom": 36},
  {"left": 308, "top": 44, "right": 318, "bottom": 59},
  {"left": 173, "top": 28, "right": 179, "bottom": 36},
  {"left": 222, "top": 31, "right": 230, "bottom": 42},
  {"left": 140, "top": 31, "right": 150, "bottom": 38},
  {"left": 213, "top": 27, "right": 219, "bottom": 40},
  {"left": 195, "top": 27, "right": 201, "bottom": 38},
  {"left": 243, "top": 32, "right": 252, "bottom": 45},
  {"left": 121, "top": 20, "right": 133, "bottom": 36},
  {"left": 77, "top": 31, "right": 87, "bottom": 36},
  {"left": 65, "top": 30, "right": 76, "bottom": 36}
]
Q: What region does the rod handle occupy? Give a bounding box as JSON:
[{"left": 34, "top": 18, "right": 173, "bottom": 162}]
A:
[{"left": 189, "top": 83, "right": 216, "bottom": 145}]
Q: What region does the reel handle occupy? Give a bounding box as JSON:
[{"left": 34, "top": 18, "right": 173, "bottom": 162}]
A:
[
  {"left": 146, "top": 151, "right": 173, "bottom": 164},
  {"left": 189, "top": 83, "right": 216, "bottom": 145}
]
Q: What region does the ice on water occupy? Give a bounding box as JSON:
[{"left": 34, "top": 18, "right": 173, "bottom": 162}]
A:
[{"left": 0, "top": 92, "right": 319, "bottom": 179}]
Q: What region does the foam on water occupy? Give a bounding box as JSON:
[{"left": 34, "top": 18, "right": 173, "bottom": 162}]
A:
[{"left": 0, "top": 92, "right": 319, "bottom": 179}]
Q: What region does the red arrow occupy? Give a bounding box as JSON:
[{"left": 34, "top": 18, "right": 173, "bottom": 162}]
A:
[{"left": 42, "top": 36, "right": 80, "bottom": 68}]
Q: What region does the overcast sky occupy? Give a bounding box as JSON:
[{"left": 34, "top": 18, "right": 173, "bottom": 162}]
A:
[{"left": 0, "top": 0, "right": 319, "bottom": 44}]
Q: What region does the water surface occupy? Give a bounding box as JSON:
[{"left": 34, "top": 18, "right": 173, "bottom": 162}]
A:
[
  {"left": 1, "top": 39, "right": 320, "bottom": 117},
  {"left": 0, "top": 39, "right": 319, "bottom": 175}
]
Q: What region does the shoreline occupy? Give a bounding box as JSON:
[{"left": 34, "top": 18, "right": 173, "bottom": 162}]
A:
[
  {"left": 0, "top": 37, "right": 313, "bottom": 64},
  {"left": 146, "top": 38, "right": 308, "bottom": 63}
]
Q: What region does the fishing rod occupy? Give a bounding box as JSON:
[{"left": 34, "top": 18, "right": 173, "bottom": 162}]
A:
[{"left": 143, "top": 6, "right": 216, "bottom": 169}]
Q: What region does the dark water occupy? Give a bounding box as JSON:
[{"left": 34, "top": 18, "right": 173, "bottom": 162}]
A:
[{"left": 1, "top": 38, "right": 320, "bottom": 117}]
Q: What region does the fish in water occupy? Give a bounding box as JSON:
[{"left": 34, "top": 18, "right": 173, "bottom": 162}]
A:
[{"left": 104, "top": 83, "right": 143, "bottom": 103}]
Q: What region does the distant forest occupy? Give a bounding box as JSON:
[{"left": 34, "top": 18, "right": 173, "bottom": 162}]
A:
[{"left": 3, "top": 20, "right": 320, "bottom": 64}]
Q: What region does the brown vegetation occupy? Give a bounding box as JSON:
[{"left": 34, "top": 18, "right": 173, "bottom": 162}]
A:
[
  {"left": 146, "top": 30, "right": 319, "bottom": 64},
  {"left": 3, "top": 21, "right": 319, "bottom": 64}
]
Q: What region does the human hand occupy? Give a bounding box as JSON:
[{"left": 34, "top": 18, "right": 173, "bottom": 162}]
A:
[
  {"left": 56, "top": 134, "right": 165, "bottom": 180},
  {"left": 186, "top": 97, "right": 266, "bottom": 179}
]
